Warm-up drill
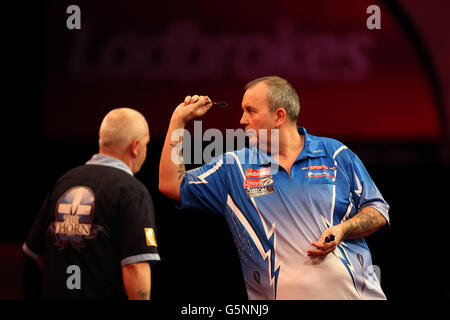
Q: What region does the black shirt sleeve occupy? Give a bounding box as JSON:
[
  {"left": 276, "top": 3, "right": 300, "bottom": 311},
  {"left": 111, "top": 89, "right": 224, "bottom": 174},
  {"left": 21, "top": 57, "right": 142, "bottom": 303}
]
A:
[{"left": 119, "top": 186, "right": 160, "bottom": 266}]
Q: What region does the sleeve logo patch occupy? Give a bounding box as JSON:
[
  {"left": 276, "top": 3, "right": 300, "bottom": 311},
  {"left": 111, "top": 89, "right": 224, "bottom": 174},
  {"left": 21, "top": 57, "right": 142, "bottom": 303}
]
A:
[{"left": 144, "top": 228, "right": 157, "bottom": 247}]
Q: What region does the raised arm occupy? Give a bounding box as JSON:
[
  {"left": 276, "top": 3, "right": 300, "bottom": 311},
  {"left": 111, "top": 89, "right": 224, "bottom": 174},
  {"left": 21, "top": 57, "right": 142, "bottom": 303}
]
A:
[{"left": 159, "top": 95, "right": 212, "bottom": 201}]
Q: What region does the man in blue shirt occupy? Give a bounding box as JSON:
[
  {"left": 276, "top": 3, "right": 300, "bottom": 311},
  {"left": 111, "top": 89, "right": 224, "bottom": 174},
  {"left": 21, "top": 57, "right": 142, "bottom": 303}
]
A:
[{"left": 159, "top": 76, "right": 389, "bottom": 299}]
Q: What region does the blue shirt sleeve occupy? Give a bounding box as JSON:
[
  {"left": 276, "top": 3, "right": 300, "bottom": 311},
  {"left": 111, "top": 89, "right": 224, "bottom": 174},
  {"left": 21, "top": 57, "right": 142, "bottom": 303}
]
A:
[
  {"left": 347, "top": 151, "right": 390, "bottom": 229},
  {"left": 177, "top": 155, "right": 229, "bottom": 215}
]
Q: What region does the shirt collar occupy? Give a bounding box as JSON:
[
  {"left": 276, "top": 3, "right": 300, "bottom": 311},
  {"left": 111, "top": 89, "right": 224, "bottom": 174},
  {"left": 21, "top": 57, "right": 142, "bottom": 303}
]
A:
[
  {"left": 297, "top": 127, "right": 326, "bottom": 160},
  {"left": 86, "top": 154, "right": 134, "bottom": 176}
]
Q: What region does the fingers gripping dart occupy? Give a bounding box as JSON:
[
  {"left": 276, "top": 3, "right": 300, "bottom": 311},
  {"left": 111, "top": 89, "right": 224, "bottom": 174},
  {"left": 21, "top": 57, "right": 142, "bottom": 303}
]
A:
[{"left": 324, "top": 234, "right": 335, "bottom": 243}]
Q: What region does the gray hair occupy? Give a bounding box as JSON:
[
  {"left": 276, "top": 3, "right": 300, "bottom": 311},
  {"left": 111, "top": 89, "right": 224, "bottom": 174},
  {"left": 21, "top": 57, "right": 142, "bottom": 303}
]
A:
[
  {"left": 245, "top": 76, "right": 300, "bottom": 122},
  {"left": 99, "top": 108, "right": 149, "bottom": 153}
]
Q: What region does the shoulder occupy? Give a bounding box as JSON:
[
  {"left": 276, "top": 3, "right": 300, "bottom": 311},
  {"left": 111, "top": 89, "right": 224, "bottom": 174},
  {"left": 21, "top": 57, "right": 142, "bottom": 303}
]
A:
[
  {"left": 223, "top": 147, "right": 249, "bottom": 162},
  {"left": 222, "top": 147, "right": 259, "bottom": 167},
  {"left": 184, "top": 149, "right": 251, "bottom": 179},
  {"left": 118, "top": 174, "right": 151, "bottom": 201},
  {"left": 307, "top": 132, "right": 344, "bottom": 152},
  {"left": 63, "top": 164, "right": 135, "bottom": 181},
  {"left": 196, "top": 148, "right": 250, "bottom": 166},
  {"left": 306, "top": 132, "right": 356, "bottom": 161},
  {"left": 62, "top": 165, "right": 150, "bottom": 198}
]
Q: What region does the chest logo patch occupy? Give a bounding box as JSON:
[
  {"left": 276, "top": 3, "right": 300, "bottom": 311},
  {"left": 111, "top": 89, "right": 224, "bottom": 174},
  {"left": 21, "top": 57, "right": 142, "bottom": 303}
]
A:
[
  {"left": 302, "top": 164, "right": 336, "bottom": 179},
  {"left": 49, "top": 186, "right": 106, "bottom": 250},
  {"left": 245, "top": 168, "right": 271, "bottom": 179},
  {"left": 244, "top": 168, "right": 274, "bottom": 198}
]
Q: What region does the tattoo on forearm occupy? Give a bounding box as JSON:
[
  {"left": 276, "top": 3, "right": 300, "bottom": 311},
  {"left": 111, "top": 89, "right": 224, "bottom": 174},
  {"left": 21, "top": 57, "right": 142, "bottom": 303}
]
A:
[
  {"left": 344, "top": 207, "right": 384, "bottom": 238},
  {"left": 170, "top": 136, "right": 184, "bottom": 152},
  {"left": 170, "top": 136, "right": 185, "bottom": 181},
  {"left": 177, "top": 163, "right": 185, "bottom": 181},
  {"left": 137, "top": 289, "right": 150, "bottom": 299}
]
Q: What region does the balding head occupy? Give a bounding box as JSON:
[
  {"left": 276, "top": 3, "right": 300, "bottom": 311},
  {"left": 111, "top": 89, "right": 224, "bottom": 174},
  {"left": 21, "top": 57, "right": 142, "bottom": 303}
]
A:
[
  {"left": 99, "top": 108, "right": 150, "bottom": 173},
  {"left": 99, "top": 108, "right": 148, "bottom": 152}
]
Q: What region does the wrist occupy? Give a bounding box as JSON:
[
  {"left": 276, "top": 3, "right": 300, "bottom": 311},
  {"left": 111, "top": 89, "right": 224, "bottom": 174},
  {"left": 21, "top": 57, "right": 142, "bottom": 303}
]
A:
[
  {"left": 333, "top": 223, "right": 347, "bottom": 242},
  {"left": 169, "top": 113, "right": 187, "bottom": 128}
]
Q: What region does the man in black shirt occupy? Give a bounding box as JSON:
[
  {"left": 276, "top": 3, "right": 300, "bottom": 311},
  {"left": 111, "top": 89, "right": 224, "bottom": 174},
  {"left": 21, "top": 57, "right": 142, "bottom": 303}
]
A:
[{"left": 23, "top": 108, "right": 160, "bottom": 299}]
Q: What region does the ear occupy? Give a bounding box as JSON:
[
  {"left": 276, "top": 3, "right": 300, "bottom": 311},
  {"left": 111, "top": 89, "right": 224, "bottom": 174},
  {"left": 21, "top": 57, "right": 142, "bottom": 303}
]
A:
[
  {"left": 130, "top": 138, "right": 140, "bottom": 158},
  {"left": 274, "top": 107, "right": 287, "bottom": 128}
]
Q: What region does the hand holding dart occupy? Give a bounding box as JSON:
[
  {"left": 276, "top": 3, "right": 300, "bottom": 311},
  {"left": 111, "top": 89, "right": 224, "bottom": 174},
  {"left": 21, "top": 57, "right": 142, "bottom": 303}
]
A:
[
  {"left": 308, "top": 232, "right": 337, "bottom": 258},
  {"left": 324, "top": 234, "right": 335, "bottom": 243}
]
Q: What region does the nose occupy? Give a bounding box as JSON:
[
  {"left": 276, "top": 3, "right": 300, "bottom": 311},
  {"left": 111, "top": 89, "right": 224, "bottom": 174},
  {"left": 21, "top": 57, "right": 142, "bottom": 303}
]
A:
[{"left": 240, "top": 112, "right": 248, "bottom": 127}]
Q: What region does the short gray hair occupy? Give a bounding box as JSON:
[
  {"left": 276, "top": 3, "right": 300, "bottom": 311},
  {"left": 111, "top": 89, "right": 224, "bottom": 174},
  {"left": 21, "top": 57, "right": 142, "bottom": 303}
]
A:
[
  {"left": 99, "top": 108, "right": 148, "bottom": 152},
  {"left": 245, "top": 76, "right": 300, "bottom": 122}
]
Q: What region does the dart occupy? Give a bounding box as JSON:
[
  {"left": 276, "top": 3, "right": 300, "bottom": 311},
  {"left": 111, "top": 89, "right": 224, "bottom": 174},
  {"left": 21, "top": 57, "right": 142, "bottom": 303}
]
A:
[
  {"left": 211, "top": 101, "right": 228, "bottom": 108},
  {"left": 324, "top": 234, "right": 335, "bottom": 243}
]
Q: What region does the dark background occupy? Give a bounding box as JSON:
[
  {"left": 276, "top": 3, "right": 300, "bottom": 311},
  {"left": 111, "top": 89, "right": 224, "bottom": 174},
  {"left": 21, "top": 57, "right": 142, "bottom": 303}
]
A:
[{"left": 3, "top": 0, "right": 450, "bottom": 305}]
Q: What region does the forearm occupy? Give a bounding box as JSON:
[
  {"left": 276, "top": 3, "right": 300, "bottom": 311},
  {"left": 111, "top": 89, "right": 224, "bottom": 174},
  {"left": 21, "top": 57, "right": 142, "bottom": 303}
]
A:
[
  {"left": 308, "top": 206, "right": 387, "bottom": 258},
  {"left": 159, "top": 95, "right": 212, "bottom": 200},
  {"left": 159, "top": 116, "right": 186, "bottom": 201},
  {"left": 122, "top": 262, "right": 151, "bottom": 300},
  {"left": 338, "top": 206, "right": 387, "bottom": 240}
]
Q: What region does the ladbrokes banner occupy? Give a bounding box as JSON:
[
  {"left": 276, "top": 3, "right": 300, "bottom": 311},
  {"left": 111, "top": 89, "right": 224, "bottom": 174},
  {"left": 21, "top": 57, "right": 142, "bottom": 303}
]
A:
[{"left": 43, "top": 0, "right": 441, "bottom": 143}]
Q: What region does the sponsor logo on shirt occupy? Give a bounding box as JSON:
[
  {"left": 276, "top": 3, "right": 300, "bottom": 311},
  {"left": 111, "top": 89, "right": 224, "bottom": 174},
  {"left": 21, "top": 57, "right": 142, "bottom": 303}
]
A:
[
  {"left": 49, "top": 186, "right": 106, "bottom": 250},
  {"left": 243, "top": 176, "right": 274, "bottom": 188},
  {"left": 245, "top": 168, "right": 271, "bottom": 179},
  {"left": 144, "top": 228, "right": 158, "bottom": 247},
  {"left": 301, "top": 164, "right": 336, "bottom": 171},
  {"left": 301, "top": 163, "right": 336, "bottom": 179},
  {"left": 244, "top": 168, "right": 275, "bottom": 198},
  {"left": 245, "top": 185, "right": 274, "bottom": 198},
  {"left": 306, "top": 171, "right": 335, "bottom": 179}
]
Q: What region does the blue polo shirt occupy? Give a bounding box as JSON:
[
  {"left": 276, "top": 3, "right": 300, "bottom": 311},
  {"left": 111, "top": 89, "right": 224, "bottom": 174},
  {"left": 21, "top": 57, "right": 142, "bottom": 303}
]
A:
[{"left": 178, "top": 127, "right": 389, "bottom": 300}]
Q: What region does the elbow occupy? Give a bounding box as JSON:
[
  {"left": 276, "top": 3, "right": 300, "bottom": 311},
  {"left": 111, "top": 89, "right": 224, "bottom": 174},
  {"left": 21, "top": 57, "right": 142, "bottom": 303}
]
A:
[
  {"left": 158, "top": 180, "right": 171, "bottom": 197},
  {"left": 368, "top": 206, "right": 389, "bottom": 233},
  {"left": 378, "top": 214, "right": 388, "bottom": 230},
  {"left": 158, "top": 181, "right": 181, "bottom": 202},
  {"left": 158, "top": 181, "right": 166, "bottom": 195},
  {"left": 380, "top": 215, "right": 388, "bottom": 227},
  {"left": 158, "top": 176, "right": 170, "bottom": 195}
]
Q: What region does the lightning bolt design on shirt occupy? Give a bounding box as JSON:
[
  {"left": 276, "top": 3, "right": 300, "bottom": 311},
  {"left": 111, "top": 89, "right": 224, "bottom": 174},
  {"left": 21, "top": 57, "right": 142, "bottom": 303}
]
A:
[
  {"left": 321, "top": 215, "right": 359, "bottom": 296},
  {"left": 226, "top": 152, "right": 281, "bottom": 299}
]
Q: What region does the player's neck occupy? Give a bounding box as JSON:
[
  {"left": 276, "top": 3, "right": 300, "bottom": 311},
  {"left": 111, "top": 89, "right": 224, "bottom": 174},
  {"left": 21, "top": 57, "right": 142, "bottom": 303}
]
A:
[
  {"left": 278, "top": 125, "right": 303, "bottom": 158},
  {"left": 270, "top": 125, "right": 303, "bottom": 176}
]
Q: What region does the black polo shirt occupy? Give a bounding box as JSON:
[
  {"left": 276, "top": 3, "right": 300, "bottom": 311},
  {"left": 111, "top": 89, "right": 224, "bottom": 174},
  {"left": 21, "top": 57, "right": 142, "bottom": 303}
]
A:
[{"left": 23, "top": 157, "right": 160, "bottom": 299}]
